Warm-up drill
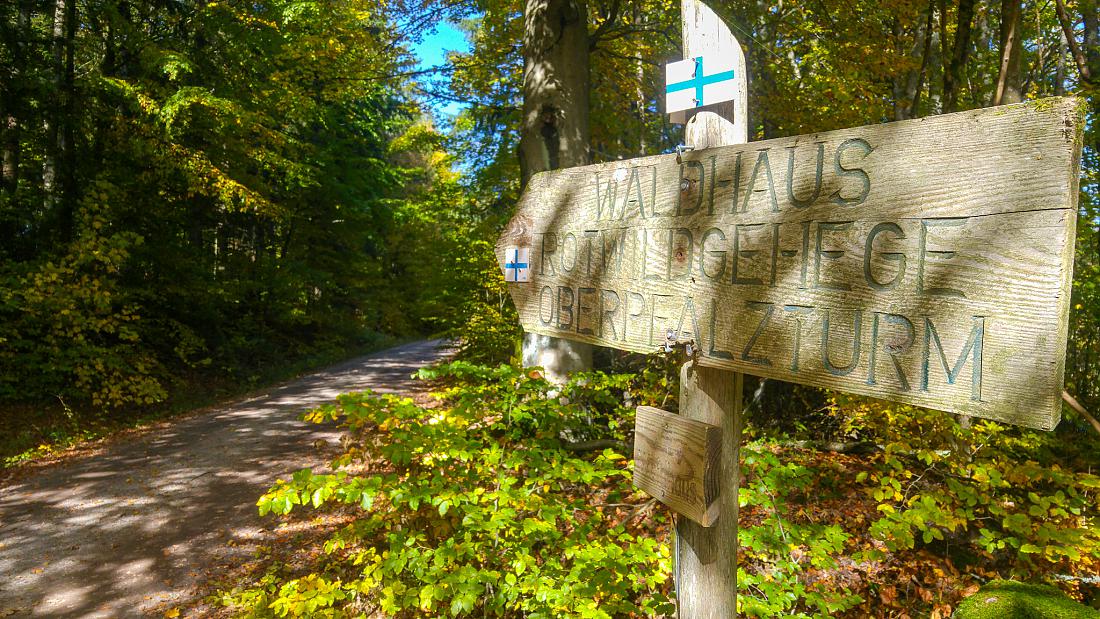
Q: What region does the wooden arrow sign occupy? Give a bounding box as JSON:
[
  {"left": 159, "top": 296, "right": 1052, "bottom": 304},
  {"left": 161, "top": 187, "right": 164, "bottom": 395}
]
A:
[{"left": 497, "top": 98, "right": 1084, "bottom": 430}]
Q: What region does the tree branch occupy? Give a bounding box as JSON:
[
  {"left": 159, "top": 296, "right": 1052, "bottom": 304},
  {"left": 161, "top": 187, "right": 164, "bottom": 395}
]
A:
[
  {"left": 589, "top": 0, "right": 622, "bottom": 46},
  {"left": 783, "top": 440, "right": 881, "bottom": 454},
  {"left": 1063, "top": 390, "right": 1100, "bottom": 434},
  {"left": 590, "top": 47, "right": 662, "bottom": 67},
  {"left": 412, "top": 86, "right": 519, "bottom": 113},
  {"left": 561, "top": 438, "right": 630, "bottom": 453},
  {"left": 1055, "top": 0, "right": 1091, "bottom": 81}
]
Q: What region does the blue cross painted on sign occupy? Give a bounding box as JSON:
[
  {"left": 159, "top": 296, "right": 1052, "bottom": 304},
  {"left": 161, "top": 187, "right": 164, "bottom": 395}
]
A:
[
  {"left": 664, "top": 55, "right": 739, "bottom": 116},
  {"left": 666, "top": 57, "right": 735, "bottom": 106},
  {"left": 504, "top": 247, "right": 530, "bottom": 282}
]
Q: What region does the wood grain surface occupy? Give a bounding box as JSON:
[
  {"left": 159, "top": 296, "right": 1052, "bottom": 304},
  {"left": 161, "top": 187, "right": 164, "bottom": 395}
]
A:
[
  {"left": 633, "top": 405, "right": 722, "bottom": 526},
  {"left": 498, "top": 97, "right": 1084, "bottom": 429}
]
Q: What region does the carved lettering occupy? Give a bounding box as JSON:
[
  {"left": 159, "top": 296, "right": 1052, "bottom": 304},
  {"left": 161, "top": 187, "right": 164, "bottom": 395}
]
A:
[
  {"left": 864, "top": 222, "right": 906, "bottom": 291},
  {"left": 831, "top": 138, "right": 872, "bottom": 206},
  {"left": 741, "top": 149, "right": 780, "bottom": 213},
  {"left": 922, "top": 316, "right": 984, "bottom": 401},
  {"left": 918, "top": 218, "right": 967, "bottom": 298},
  {"left": 600, "top": 289, "right": 621, "bottom": 340},
  {"left": 822, "top": 308, "right": 862, "bottom": 376},
  {"left": 787, "top": 142, "right": 825, "bottom": 208},
  {"left": 742, "top": 301, "right": 774, "bottom": 366}
]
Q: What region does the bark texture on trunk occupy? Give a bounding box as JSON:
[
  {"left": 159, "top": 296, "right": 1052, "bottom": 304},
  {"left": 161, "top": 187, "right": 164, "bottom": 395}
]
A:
[
  {"left": 519, "top": 0, "right": 594, "bottom": 382},
  {"left": 994, "top": 0, "right": 1024, "bottom": 105},
  {"left": 1, "top": 0, "right": 30, "bottom": 196},
  {"left": 1081, "top": 2, "right": 1100, "bottom": 156},
  {"left": 942, "top": 0, "right": 976, "bottom": 112},
  {"left": 894, "top": 2, "right": 934, "bottom": 120},
  {"left": 43, "top": 0, "right": 64, "bottom": 207},
  {"left": 42, "top": 0, "right": 76, "bottom": 237},
  {"left": 519, "top": 0, "right": 591, "bottom": 187}
]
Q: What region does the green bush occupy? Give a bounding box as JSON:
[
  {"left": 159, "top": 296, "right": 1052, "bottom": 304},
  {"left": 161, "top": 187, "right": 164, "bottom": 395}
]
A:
[
  {"left": 434, "top": 238, "right": 522, "bottom": 366},
  {"left": 226, "top": 364, "right": 673, "bottom": 617},
  {"left": 218, "top": 362, "right": 878, "bottom": 617},
  {"left": 0, "top": 181, "right": 165, "bottom": 408},
  {"left": 738, "top": 443, "right": 862, "bottom": 618},
  {"left": 832, "top": 394, "right": 1100, "bottom": 582}
]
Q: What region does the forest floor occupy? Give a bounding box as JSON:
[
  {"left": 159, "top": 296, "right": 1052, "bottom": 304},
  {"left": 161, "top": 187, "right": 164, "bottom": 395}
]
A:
[{"left": 0, "top": 339, "right": 453, "bottom": 618}]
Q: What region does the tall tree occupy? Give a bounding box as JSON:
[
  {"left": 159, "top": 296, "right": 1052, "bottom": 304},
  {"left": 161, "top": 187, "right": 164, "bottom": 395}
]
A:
[
  {"left": 994, "top": 0, "right": 1024, "bottom": 104},
  {"left": 518, "top": 0, "right": 594, "bottom": 381},
  {"left": 895, "top": 0, "right": 936, "bottom": 119},
  {"left": 518, "top": 0, "right": 591, "bottom": 184},
  {"left": 0, "top": 0, "right": 31, "bottom": 196},
  {"left": 943, "top": 0, "right": 977, "bottom": 111}
]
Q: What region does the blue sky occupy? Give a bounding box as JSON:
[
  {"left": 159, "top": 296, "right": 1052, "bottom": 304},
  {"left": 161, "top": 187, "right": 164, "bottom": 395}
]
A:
[{"left": 410, "top": 21, "right": 471, "bottom": 119}]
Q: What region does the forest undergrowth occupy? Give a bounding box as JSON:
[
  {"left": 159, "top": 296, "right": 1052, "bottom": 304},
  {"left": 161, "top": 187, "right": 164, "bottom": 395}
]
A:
[{"left": 208, "top": 354, "right": 1099, "bottom": 618}]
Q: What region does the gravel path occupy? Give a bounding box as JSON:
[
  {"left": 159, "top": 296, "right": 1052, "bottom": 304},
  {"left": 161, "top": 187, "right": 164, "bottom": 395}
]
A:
[{"left": 0, "top": 339, "right": 452, "bottom": 618}]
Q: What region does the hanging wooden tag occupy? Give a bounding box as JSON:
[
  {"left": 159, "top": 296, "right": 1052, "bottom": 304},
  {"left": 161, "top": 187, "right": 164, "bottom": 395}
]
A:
[{"left": 633, "top": 405, "right": 722, "bottom": 527}]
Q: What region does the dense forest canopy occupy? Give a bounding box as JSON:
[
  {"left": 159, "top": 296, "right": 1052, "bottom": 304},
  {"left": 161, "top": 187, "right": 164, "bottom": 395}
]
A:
[{"left": 0, "top": 0, "right": 476, "bottom": 409}]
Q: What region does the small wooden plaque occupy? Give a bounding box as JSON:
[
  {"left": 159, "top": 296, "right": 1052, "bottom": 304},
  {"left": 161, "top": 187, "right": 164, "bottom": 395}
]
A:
[{"left": 633, "top": 405, "right": 722, "bottom": 526}]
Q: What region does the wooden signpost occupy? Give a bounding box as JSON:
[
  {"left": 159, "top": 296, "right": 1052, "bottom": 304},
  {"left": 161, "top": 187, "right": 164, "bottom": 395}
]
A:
[
  {"left": 663, "top": 7, "right": 746, "bottom": 617},
  {"left": 498, "top": 95, "right": 1083, "bottom": 431},
  {"left": 497, "top": 1, "right": 1083, "bottom": 616}
]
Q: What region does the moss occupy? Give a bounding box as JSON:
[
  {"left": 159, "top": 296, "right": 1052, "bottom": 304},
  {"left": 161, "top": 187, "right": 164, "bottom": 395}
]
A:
[
  {"left": 1027, "top": 97, "right": 1059, "bottom": 113},
  {"left": 954, "top": 580, "right": 1099, "bottom": 619}
]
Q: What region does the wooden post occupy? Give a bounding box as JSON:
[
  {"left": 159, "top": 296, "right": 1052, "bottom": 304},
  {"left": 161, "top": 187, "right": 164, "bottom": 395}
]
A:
[
  {"left": 675, "top": 365, "right": 741, "bottom": 618},
  {"left": 675, "top": 2, "right": 747, "bottom": 617}
]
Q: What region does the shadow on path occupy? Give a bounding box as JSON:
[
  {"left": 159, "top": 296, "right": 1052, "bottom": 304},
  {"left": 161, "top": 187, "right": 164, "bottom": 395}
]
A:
[{"left": 0, "top": 339, "right": 453, "bottom": 618}]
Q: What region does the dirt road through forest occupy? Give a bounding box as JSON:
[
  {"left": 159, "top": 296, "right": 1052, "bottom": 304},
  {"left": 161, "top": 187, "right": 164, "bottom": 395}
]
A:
[{"left": 0, "top": 339, "right": 452, "bottom": 618}]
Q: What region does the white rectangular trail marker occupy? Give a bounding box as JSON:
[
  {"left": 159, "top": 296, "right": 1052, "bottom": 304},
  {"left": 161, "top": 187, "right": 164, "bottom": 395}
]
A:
[
  {"left": 502, "top": 246, "right": 530, "bottom": 282},
  {"left": 497, "top": 97, "right": 1084, "bottom": 431},
  {"left": 665, "top": 56, "right": 737, "bottom": 114}
]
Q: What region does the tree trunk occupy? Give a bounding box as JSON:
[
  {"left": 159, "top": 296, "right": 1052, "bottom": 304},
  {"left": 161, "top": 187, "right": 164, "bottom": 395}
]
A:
[
  {"left": 1078, "top": 1, "right": 1100, "bottom": 160},
  {"left": 1, "top": 0, "right": 30, "bottom": 197},
  {"left": 519, "top": 0, "right": 591, "bottom": 184},
  {"left": 43, "top": 0, "right": 78, "bottom": 239},
  {"left": 2, "top": 115, "right": 18, "bottom": 197},
  {"left": 635, "top": 5, "right": 646, "bottom": 156},
  {"left": 1056, "top": 29, "right": 1067, "bottom": 96},
  {"left": 519, "top": 0, "right": 593, "bottom": 382},
  {"left": 60, "top": 0, "right": 77, "bottom": 226},
  {"left": 43, "top": 0, "right": 63, "bottom": 211},
  {"left": 911, "top": 1, "right": 936, "bottom": 117},
  {"left": 994, "top": 0, "right": 1024, "bottom": 105},
  {"left": 894, "top": 2, "right": 934, "bottom": 120},
  {"left": 1, "top": 114, "right": 15, "bottom": 193},
  {"left": 943, "top": 0, "right": 976, "bottom": 112},
  {"left": 1083, "top": 0, "right": 1100, "bottom": 74},
  {"left": 40, "top": 0, "right": 76, "bottom": 237}
]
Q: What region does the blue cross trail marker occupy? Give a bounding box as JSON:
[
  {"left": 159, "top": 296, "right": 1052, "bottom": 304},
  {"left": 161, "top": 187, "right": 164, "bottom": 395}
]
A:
[
  {"left": 660, "top": 54, "right": 739, "bottom": 116},
  {"left": 665, "top": 56, "right": 735, "bottom": 107},
  {"left": 504, "top": 247, "right": 530, "bottom": 282}
]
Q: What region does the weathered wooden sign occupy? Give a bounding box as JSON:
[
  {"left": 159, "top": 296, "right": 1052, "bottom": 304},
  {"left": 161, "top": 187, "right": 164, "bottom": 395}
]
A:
[
  {"left": 497, "top": 98, "right": 1083, "bottom": 430},
  {"left": 633, "top": 405, "right": 721, "bottom": 526}
]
